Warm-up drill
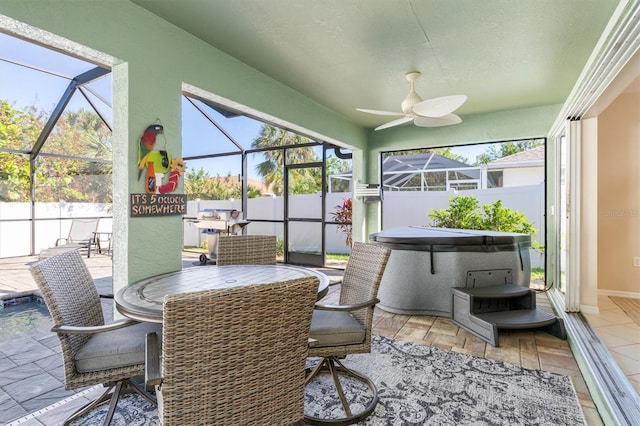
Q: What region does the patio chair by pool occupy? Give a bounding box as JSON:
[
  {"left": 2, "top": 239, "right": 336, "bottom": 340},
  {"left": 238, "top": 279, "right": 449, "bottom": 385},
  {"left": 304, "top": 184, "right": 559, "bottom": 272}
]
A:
[
  {"left": 145, "top": 277, "right": 319, "bottom": 425},
  {"left": 304, "top": 242, "right": 391, "bottom": 425},
  {"left": 29, "top": 249, "right": 160, "bottom": 426},
  {"left": 216, "top": 234, "right": 277, "bottom": 265},
  {"left": 54, "top": 218, "right": 100, "bottom": 258}
]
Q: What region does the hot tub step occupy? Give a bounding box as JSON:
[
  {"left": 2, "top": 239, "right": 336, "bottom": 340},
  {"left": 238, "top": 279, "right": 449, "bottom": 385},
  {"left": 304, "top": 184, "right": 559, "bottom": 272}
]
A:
[
  {"left": 451, "top": 284, "right": 567, "bottom": 347},
  {"left": 475, "top": 309, "right": 559, "bottom": 328},
  {"left": 455, "top": 283, "right": 532, "bottom": 299}
]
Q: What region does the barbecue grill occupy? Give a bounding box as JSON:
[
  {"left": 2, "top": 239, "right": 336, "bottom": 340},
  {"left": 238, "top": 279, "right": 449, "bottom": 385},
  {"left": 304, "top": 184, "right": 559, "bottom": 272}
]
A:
[{"left": 188, "top": 209, "right": 250, "bottom": 264}]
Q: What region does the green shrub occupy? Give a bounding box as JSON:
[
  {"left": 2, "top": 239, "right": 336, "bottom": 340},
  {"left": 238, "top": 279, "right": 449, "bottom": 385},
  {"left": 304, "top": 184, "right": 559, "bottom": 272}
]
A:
[
  {"left": 428, "top": 195, "right": 483, "bottom": 230},
  {"left": 478, "top": 199, "right": 536, "bottom": 235},
  {"left": 428, "top": 196, "right": 539, "bottom": 246},
  {"left": 276, "top": 238, "right": 285, "bottom": 257}
]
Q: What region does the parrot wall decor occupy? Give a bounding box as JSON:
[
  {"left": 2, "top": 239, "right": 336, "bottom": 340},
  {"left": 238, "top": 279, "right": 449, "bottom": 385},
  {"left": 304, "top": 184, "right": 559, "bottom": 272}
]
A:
[
  {"left": 137, "top": 123, "right": 185, "bottom": 194},
  {"left": 137, "top": 124, "right": 164, "bottom": 181}
]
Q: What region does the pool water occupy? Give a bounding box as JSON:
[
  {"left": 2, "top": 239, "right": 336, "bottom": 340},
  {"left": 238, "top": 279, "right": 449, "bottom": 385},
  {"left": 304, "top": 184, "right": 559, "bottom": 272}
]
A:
[{"left": 0, "top": 302, "right": 52, "bottom": 339}]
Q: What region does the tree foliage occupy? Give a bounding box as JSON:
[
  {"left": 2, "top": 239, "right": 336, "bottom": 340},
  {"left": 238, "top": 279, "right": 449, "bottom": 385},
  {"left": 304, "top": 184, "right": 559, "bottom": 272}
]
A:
[
  {"left": 326, "top": 156, "right": 352, "bottom": 192},
  {"left": 0, "top": 101, "right": 41, "bottom": 201},
  {"left": 251, "top": 124, "right": 315, "bottom": 195},
  {"left": 250, "top": 124, "right": 350, "bottom": 195},
  {"left": 0, "top": 101, "right": 112, "bottom": 202},
  {"left": 183, "top": 168, "right": 261, "bottom": 200}
]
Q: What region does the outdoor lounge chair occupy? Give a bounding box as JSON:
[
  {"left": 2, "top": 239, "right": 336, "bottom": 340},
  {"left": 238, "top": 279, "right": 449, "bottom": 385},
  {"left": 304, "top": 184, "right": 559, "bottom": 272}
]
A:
[
  {"left": 29, "top": 249, "right": 160, "bottom": 426},
  {"left": 304, "top": 242, "right": 391, "bottom": 425},
  {"left": 216, "top": 234, "right": 277, "bottom": 265},
  {"left": 54, "top": 218, "right": 100, "bottom": 258},
  {"left": 145, "top": 277, "right": 319, "bottom": 425}
]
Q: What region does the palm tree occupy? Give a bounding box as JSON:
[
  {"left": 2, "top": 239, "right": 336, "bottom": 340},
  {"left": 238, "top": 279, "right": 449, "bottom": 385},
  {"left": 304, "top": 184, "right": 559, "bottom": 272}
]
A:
[{"left": 251, "top": 124, "right": 318, "bottom": 195}]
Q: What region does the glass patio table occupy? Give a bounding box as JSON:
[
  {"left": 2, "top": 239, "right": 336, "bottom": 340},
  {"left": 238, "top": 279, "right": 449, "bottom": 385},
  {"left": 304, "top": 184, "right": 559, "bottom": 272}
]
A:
[{"left": 115, "top": 264, "right": 330, "bottom": 323}]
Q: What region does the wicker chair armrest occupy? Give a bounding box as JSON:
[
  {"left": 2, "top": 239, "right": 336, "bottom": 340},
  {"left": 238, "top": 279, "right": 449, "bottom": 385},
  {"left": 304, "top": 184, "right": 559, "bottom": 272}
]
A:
[
  {"left": 51, "top": 318, "right": 136, "bottom": 335},
  {"left": 308, "top": 337, "right": 319, "bottom": 347},
  {"left": 314, "top": 297, "right": 380, "bottom": 312},
  {"left": 145, "top": 332, "right": 162, "bottom": 392}
]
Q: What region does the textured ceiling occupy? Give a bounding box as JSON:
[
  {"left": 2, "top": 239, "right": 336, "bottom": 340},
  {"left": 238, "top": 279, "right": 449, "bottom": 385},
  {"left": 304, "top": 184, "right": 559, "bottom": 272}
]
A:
[{"left": 131, "top": 0, "right": 621, "bottom": 129}]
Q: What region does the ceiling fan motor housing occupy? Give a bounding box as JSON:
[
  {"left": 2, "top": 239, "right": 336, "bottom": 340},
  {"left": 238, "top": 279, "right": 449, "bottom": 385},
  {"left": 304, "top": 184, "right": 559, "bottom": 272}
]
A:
[
  {"left": 401, "top": 71, "right": 423, "bottom": 114},
  {"left": 401, "top": 90, "right": 423, "bottom": 114}
]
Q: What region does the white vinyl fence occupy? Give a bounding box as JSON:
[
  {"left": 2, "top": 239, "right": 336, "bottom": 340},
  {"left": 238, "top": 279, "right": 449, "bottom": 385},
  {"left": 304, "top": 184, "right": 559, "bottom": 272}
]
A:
[
  {"left": 1, "top": 183, "right": 544, "bottom": 267},
  {"left": 0, "top": 202, "right": 112, "bottom": 258}
]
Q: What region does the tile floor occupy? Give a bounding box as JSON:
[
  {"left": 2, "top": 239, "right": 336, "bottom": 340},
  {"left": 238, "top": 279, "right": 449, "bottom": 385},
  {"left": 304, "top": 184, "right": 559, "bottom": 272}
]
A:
[
  {"left": 583, "top": 296, "right": 640, "bottom": 395},
  {"left": 1, "top": 252, "right": 638, "bottom": 425}
]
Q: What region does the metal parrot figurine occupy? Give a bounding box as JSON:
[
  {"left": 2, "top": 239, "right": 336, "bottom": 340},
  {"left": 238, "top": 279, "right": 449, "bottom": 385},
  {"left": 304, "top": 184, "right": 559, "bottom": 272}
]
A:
[{"left": 137, "top": 124, "right": 164, "bottom": 180}]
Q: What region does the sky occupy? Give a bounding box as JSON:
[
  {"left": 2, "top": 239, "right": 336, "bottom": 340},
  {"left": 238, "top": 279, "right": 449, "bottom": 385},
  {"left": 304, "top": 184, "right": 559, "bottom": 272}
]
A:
[{"left": 0, "top": 33, "right": 106, "bottom": 113}]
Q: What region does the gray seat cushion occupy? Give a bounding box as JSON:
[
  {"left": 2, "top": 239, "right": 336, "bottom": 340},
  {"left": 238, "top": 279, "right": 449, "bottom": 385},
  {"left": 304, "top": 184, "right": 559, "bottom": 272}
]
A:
[
  {"left": 75, "top": 322, "right": 161, "bottom": 373},
  {"left": 309, "top": 310, "right": 365, "bottom": 347}
]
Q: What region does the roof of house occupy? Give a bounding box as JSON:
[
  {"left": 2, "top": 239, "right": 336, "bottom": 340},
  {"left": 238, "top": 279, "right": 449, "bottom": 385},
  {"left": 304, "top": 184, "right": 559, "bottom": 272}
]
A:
[
  {"left": 489, "top": 146, "right": 545, "bottom": 165},
  {"left": 487, "top": 145, "right": 545, "bottom": 169}
]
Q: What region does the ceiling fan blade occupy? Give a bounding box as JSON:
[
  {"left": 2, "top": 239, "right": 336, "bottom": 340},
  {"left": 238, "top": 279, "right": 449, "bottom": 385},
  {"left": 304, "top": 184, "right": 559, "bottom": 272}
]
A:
[
  {"left": 411, "top": 95, "right": 467, "bottom": 118},
  {"left": 375, "top": 115, "right": 414, "bottom": 131},
  {"left": 356, "top": 108, "right": 404, "bottom": 116},
  {"left": 414, "top": 113, "right": 462, "bottom": 127}
]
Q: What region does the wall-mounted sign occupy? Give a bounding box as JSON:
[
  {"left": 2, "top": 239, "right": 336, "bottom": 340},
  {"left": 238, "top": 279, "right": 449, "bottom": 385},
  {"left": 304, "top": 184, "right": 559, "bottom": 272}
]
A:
[{"left": 130, "top": 193, "right": 187, "bottom": 217}]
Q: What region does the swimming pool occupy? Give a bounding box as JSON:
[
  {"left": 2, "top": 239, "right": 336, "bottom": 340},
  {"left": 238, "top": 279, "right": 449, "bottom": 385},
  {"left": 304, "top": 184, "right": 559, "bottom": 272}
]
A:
[{"left": 0, "top": 300, "right": 52, "bottom": 339}]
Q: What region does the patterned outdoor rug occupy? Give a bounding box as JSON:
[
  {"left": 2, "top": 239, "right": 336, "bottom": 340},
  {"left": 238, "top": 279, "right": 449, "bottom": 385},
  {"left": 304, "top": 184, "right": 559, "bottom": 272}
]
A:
[
  {"left": 610, "top": 296, "right": 640, "bottom": 325},
  {"left": 71, "top": 335, "right": 584, "bottom": 425}
]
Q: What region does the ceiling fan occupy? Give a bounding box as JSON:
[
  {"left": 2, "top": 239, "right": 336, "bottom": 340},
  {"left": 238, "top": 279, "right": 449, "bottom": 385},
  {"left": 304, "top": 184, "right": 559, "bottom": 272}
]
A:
[{"left": 357, "top": 72, "right": 467, "bottom": 131}]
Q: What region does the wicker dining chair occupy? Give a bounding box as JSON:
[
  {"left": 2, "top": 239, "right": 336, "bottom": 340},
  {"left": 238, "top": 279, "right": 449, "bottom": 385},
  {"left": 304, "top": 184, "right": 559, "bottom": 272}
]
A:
[
  {"left": 304, "top": 242, "right": 391, "bottom": 425},
  {"left": 145, "top": 277, "right": 319, "bottom": 425},
  {"left": 216, "top": 234, "right": 277, "bottom": 265},
  {"left": 29, "top": 249, "right": 160, "bottom": 426}
]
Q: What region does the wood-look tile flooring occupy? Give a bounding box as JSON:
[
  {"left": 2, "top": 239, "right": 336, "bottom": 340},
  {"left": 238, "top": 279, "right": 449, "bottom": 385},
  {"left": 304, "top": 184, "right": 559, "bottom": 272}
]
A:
[{"left": 319, "top": 280, "right": 604, "bottom": 426}]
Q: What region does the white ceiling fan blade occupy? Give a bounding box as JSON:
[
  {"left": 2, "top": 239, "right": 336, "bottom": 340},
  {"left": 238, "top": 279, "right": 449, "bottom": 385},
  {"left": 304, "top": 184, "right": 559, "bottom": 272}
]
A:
[
  {"left": 414, "top": 113, "right": 462, "bottom": 127},
  {"left": 357, "top": 108, "right": 405, "bottom": 116},
  {"left": 375, "top": 115, "right": 414, "bottom": 131},
  {"left": 411, "top": 95, "right": 467, "bottom": 118}
]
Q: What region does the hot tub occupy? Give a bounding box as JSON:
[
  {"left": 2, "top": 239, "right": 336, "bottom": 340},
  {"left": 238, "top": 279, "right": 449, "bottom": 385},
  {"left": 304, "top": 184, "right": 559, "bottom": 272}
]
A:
[{"left": 369, "top": 226, "right": 531, "bottom": 316}]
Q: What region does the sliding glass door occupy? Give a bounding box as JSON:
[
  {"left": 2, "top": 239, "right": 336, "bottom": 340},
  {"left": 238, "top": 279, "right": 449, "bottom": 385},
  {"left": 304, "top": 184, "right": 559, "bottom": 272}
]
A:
[{"left": 558, "top": 134, "right": 568, "bottom": 295}]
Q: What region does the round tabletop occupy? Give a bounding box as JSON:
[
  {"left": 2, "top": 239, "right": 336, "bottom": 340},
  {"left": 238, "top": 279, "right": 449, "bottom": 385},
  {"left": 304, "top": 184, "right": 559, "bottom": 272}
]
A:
[{"left": 115, "top": 264, "right": 329, "bottom": 323}]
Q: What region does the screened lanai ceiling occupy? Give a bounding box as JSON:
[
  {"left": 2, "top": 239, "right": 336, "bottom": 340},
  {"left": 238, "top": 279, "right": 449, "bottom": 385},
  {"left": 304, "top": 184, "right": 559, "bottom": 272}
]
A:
[
  {"left": 382, "top": 152, "right": 475, "bottom": 188},
  {"left": 0, "top": 32, "right": 112, "bottom": 156},
  {"left": 331, "top": 152, "right": 491, "bottom": 190},
  {"left": 131, "top": 0, "right": 622, "bottom": 130}
]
